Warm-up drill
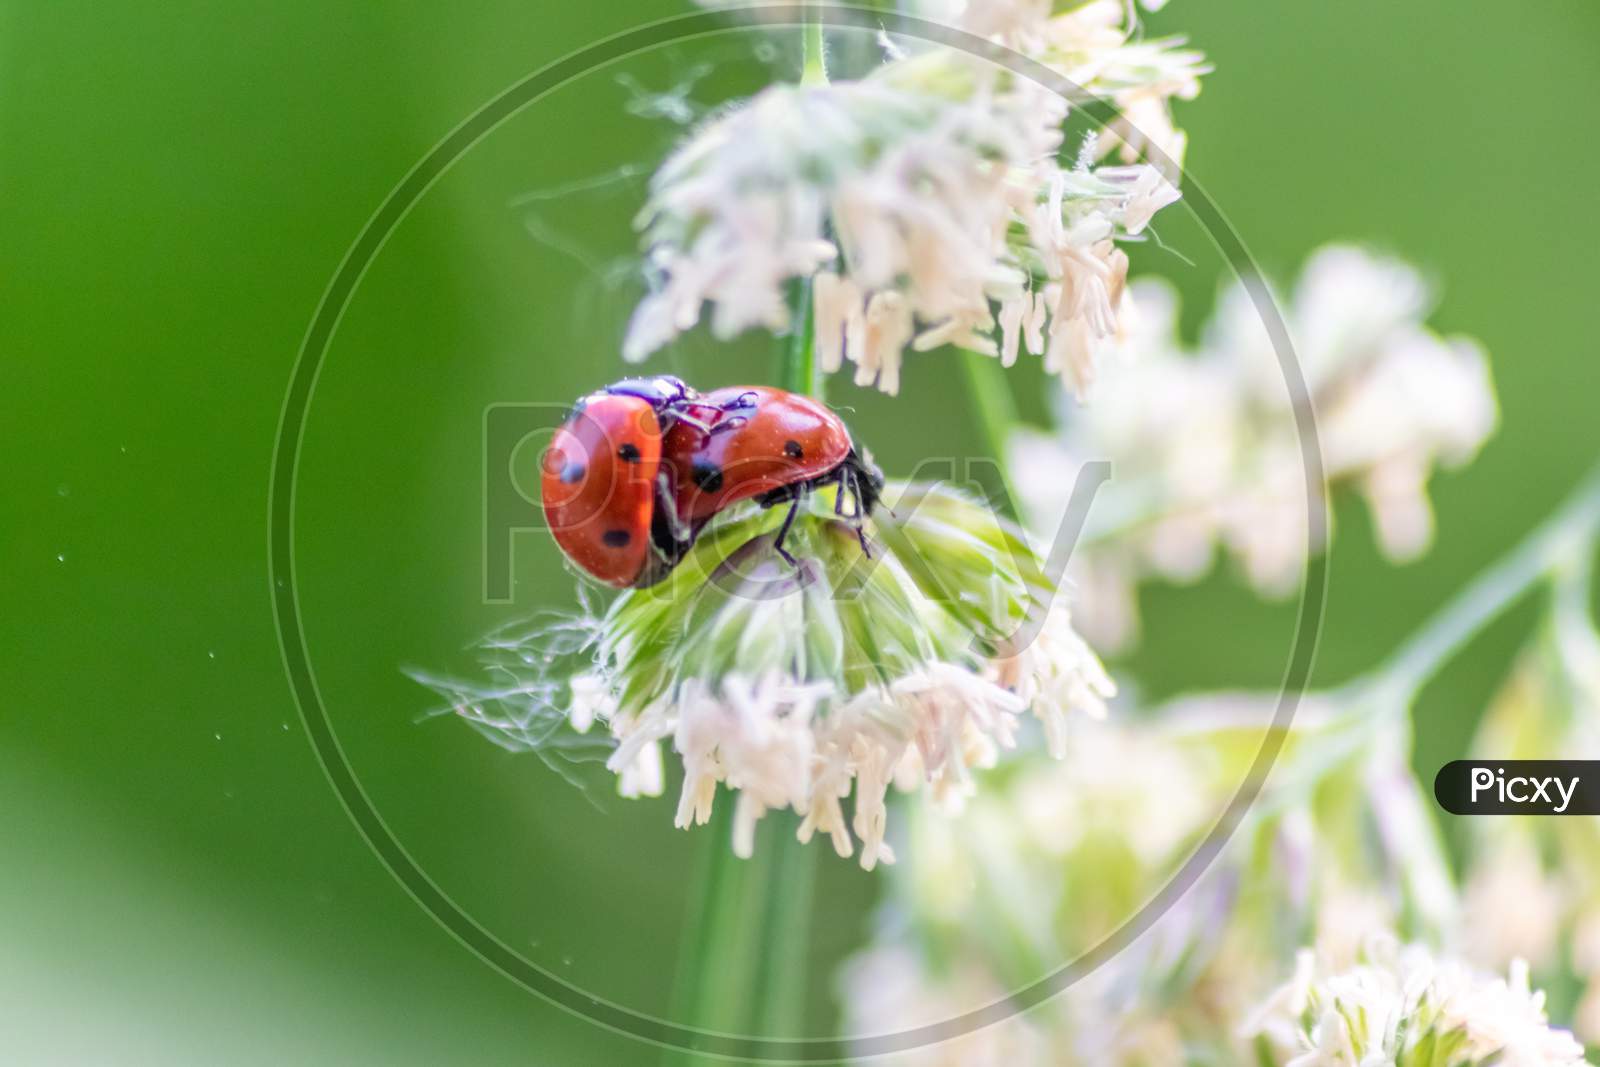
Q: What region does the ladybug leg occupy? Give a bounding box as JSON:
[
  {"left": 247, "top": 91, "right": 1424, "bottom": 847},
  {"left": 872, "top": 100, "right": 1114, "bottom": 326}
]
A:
[
  {"left": 828, "top": 466, "right": 872, "bottom": 556},
  {"left": 837, "top": 466, "right": 861, "bottom": 519},
  {"left": 847, "top": 471, "right": 874, "bottom": 557},
  {"left": 671, "top": 411, "right": 717, "bottom": 435},
  {"left": 654, "top": 470, "right": 692, "bottom": 545},
  {"left": 719, "top": 390, "right": 760, "bottom": 411},
  {"left": 700, "top": 391, "right": 759, "bottom": 436},
  {"left": 772, "top": 494, "right": 802, "bottom": 569}
]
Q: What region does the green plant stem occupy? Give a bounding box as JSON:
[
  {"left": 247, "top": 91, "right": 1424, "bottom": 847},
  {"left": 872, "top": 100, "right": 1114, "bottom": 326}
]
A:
[
  {"left": 1248, "top": 460, "right": 1600, "bottom": 834},
  {"left": 754, "top": 817, "right": 818, "bottom": 1039},
  {"left": 671, "top": 282, "right": 822, "bottom": 1065},
  {"left": 1377, "top": 458, "right": 1600, "bottom": 700},
  {"left": 781, "top": 278, "right": 818, "bottom": 398},
  {"left": 699, "top": 828, "right": 776, "bottom": 1036},
  {"left": 665, "top": 806, "right": 728, "bottom": 1067},
  {"left": 800, "top": 8, "right": 827, "bottom": 87},
  {"left": 666, "top": 805, "right": 778, "bottom": 1066},
  {"left": 752, "top": 274, "right": 821, "bottom": 1036},
  {"left": 960, "top": 349, "right": 1022, "bottom": 518},
  {"left": 1553, "top": 513, "right": 1597, "bottom": 626}
]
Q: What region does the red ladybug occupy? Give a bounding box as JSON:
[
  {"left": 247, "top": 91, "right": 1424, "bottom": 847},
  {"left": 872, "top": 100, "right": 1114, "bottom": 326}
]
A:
[
  {"left": 540, "top": 375, "right": 731, "bottom": 587},
  {"left": 539, "top": 391, "right": 667, "bottom": 588},
  {"left": 661, "top": 386, "right": 882, "bottom": 565},
  {"left": 541, "top": 378, "right": 881, "bottom": 587},
  {"left": 539, "top": 375, "right": 731, "bottom": 587}
]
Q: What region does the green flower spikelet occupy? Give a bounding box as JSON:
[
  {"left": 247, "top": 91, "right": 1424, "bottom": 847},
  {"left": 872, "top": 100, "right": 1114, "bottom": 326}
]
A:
[
  {"left": 586, "top": 480, "right": 1111, "bottom": 866},
  {"left": 601, "top": 481, "right": 1052, "bottom": 714}
]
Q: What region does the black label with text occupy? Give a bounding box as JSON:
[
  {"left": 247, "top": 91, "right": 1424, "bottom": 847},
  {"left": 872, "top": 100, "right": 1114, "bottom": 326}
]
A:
[{"left": 1435, "top": 760, "right": 1600, "bottom": 815}]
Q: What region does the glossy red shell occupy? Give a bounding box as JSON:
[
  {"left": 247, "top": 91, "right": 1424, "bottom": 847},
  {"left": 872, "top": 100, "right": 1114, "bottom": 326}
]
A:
[
  {"left": 540, "top": 395, "right": 662, "bottom": 587},
  {"left": 661, "top": 386, "right": 853, "bottom": 523}
]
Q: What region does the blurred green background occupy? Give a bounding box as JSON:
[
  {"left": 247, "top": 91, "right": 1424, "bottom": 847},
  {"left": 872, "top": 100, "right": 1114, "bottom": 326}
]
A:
[{"left": 5, "top": 1, "right": 1598, "bottom": 1062}]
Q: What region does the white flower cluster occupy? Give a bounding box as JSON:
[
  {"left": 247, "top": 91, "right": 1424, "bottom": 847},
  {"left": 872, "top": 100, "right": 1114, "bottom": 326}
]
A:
[
  {"left": 1011, "top": 245, "right": 1497, "bottom": 650},
  {"left": 1244, "top": 942, "right": 1590, "bottom": 1067},
  {"left": 907, "top": 0, "right": 1200, "bottom": 165},
  {"left": 628, "top": 2, "right": 1204, "bottom": 395},
  {"left": 588, "top": 600, "right": 1112, "bottom": 869}
]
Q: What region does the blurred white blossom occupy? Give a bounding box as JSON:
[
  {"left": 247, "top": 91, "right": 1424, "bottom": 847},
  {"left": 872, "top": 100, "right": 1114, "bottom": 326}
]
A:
[
  {"left": 628, "top": 3, "right": 1204, "bottom": 395},
  {"left": 900, "top": 0, "right": 1206, "bottom": 163},
  {"left": 1011, "top": 246, "right": 1497, "bottom": 650},
  {"left": 839, "top": 715, "right": 1237, "bottom": 1064},
  {"left": 1460, "top": 596, "right": 1600, "bottom": 1042},
  {"left": 1462, "top": 835, "right": 1565, "bottom": 973},
  {"left": 841, "top": 947, "right": 1055, "bottom": 1067},
  {"left": 838, "top": 687, "right": 1479, "bottom": 1065},
  {"left": 1244, "top": 941, "right": 1590, "bottom": 1066}
]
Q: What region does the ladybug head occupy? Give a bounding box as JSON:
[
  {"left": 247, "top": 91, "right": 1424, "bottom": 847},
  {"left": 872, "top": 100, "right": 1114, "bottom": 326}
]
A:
[{"left": 845, "top": 448, "right": 886, "bottom": 517}]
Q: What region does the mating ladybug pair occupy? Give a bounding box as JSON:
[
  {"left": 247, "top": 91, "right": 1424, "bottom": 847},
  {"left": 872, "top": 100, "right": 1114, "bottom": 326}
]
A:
[{"left": 540, "top": 376, "right": 884, "bottom": 588}]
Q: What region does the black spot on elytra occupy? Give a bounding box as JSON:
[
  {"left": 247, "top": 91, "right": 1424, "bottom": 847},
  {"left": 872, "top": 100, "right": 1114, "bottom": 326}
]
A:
[
  {"left": 617, "top": 442, "right": 642, "bottom": 463},
  {"left": 602, "top": 529, "right": 632, "bottom": 548},
  {"left": 784, "top": 439, "right": 804, "bottom": 459},
  {"left": 559, "top": 462, "right": 586, "bottom": 484},
  {"left": 692, "top": 461, "right": 724, "bottom": 493}
]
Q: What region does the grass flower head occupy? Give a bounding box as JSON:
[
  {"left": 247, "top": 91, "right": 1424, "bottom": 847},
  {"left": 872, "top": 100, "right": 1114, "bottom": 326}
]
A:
[
  {"left": 628, "top": 3, "right": 1203, "bottom": 395},
  {"left": 427, "top": 483, "right": 1112, "bottom": 869}
]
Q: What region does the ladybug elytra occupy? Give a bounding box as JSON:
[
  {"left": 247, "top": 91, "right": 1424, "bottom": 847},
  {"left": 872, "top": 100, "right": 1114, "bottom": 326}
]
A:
[
  {"left": 661, "top": 385, "right": 881, "bottom": 565},
  {"left": 539, "top": 378, "right": 882, "bottom": 587},
  {"left": 539, "top": 392, "right": 666, "bottom": 588}
]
